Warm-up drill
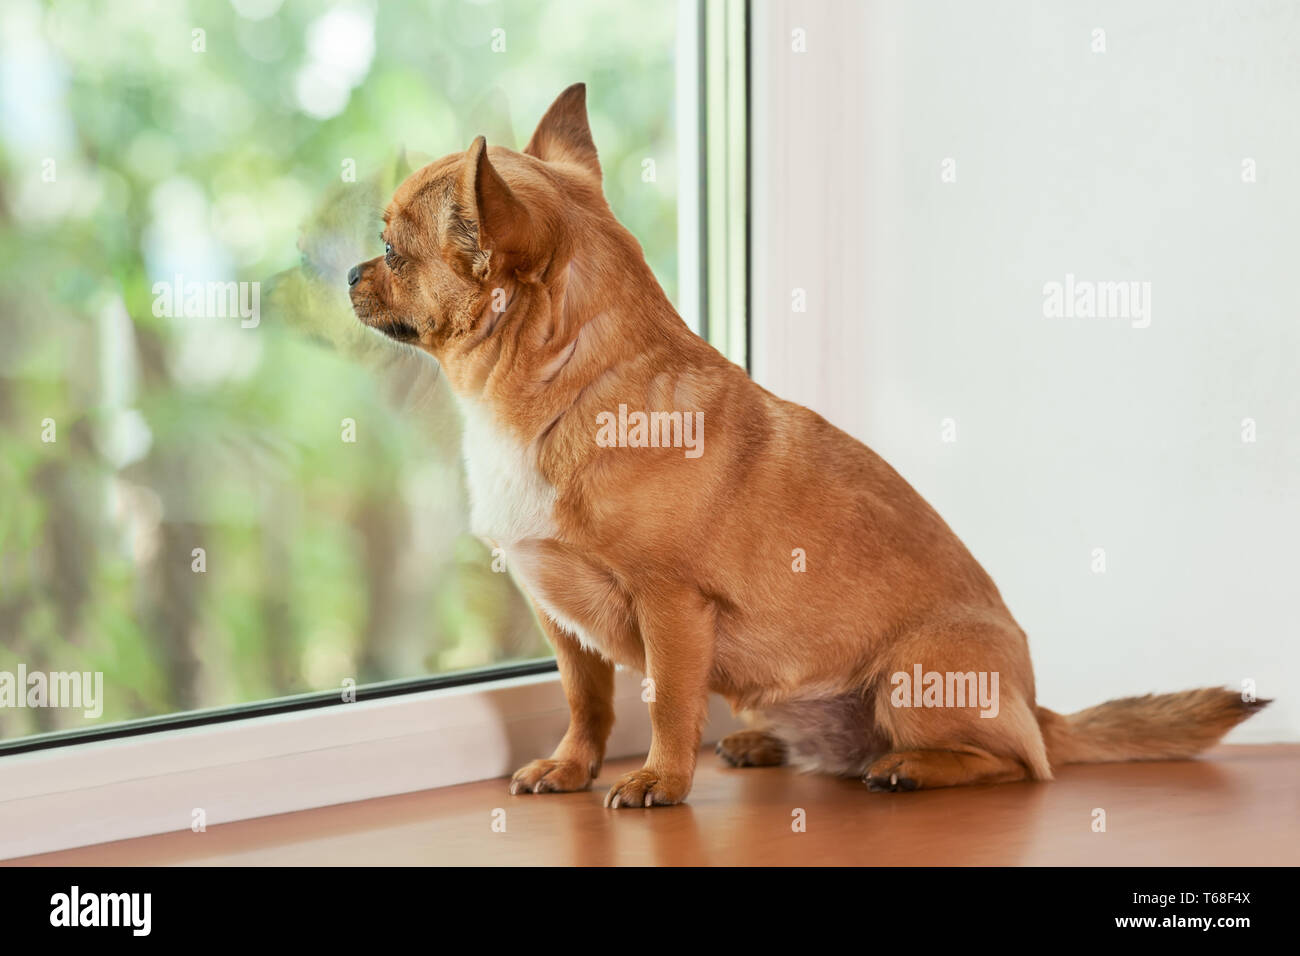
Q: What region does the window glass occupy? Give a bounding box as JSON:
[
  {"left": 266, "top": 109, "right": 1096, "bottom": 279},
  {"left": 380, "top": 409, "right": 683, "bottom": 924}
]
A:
[{"left": 0, "top": 0, "right": 682, "bottom": 740}]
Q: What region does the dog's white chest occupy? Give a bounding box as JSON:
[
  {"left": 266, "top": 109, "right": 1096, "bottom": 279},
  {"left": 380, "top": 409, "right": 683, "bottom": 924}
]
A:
[
  {"left": 457, "top": 399, "right": 558, "bottom": 545},
  {"left": 455, "top": 399, "right": 610, "bottom": 655}
]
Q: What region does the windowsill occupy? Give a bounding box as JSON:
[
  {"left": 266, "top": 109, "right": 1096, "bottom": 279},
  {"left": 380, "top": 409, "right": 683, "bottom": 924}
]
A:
[
  {"left": 0, "top": 667, "right": 739, "bottom": 860},
  {"left": 9, "top": 744, "right": 1296, "bottom": 866}
]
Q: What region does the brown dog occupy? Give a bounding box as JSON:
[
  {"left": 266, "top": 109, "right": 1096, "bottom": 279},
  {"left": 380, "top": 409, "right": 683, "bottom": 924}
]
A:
[{"left": 349, "top": 84, "right": 1267, "bottom": 807}]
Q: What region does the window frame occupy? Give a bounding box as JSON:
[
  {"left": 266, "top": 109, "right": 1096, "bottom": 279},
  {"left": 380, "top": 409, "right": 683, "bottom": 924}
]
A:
[
  {"left": 0, "top": 0, "right": 750, "bottom": 858},
  {"left": 0, "top": 665, "right": 740, "bottom": 860}
]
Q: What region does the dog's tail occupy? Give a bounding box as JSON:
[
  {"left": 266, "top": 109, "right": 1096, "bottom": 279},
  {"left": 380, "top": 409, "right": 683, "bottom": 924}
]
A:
[{"left": 1037, "top": 688, "right": 1269, "bottom": 767}]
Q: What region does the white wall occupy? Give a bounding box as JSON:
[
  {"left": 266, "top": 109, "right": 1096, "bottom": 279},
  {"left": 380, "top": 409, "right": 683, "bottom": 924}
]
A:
[{"left": 751, "top": 0, "right": 1298, "bottom": 740}]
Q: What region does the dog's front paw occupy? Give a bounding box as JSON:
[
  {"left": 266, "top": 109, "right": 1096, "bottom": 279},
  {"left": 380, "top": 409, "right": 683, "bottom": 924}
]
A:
[
  {"left": 509, "top": 758, "right": 595, "bottom": 795},
  {"left": 603, "top": 767, "right": 690, "bottom": 808}
]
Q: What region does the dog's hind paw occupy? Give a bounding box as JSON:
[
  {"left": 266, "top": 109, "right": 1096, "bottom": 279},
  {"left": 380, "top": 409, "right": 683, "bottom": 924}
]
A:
[{"left": 715, "top": 730, "right": 787, "bottom": 768}]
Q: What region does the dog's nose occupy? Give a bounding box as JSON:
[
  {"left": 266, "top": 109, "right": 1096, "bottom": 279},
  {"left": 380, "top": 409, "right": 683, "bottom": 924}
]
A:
[{"left": 347, "top": 265, "right": 362, "bottom": 287}]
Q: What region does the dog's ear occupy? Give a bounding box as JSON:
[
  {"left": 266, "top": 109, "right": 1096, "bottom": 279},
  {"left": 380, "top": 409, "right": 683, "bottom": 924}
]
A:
[
  {"left": 524, "top": 82, "right": 600, "bottom": 179},
  {"left": 452, "top": 135, "right": 531, "bottom": 279}
]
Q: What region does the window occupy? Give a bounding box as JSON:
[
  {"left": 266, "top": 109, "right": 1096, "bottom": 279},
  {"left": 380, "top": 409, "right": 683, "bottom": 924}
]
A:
[{"left": 0, "top": 0, "right": 741, "bottom": 752}]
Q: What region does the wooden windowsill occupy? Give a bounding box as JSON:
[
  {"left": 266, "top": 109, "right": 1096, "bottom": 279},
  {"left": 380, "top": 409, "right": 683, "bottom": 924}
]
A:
[{"left": 8, "top": 744, "right": 1297, "bottom": 866}]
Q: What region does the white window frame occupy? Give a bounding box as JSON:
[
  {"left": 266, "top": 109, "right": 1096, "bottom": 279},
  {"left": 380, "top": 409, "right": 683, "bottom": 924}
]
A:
[
  {"left": 1, "top": 668, "right": 739, "bottom": 860},
  {"left": 0, "top": 0, "right": 748, "bottom": 861},
  {"left": 748, "top": 0, "right": 873, "bottom": 425}
]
